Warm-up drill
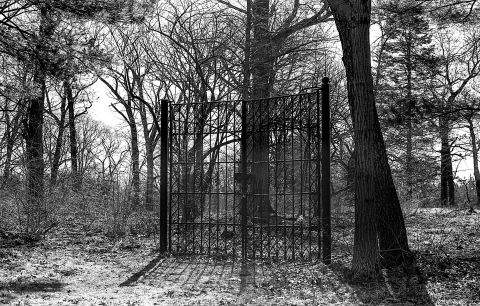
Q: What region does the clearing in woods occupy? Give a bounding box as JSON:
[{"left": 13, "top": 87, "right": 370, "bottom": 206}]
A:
[{"left": 0, "top": 208, "right": 479, "bottom": 305}]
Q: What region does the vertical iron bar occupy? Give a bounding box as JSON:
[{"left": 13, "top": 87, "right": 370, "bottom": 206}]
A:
[
  {"left": 299, "top": 94, "right": 304, "bottom": 259},
  {"left": 207, "top": 103, "right": 214, "bottom": 256},
  {"left": 168, "top": 102, "right": 174, "bottom": 253},
  {"left": 283, "top": 97, "right": 287, "bottom": 260},
  {"left": 241, "top": 99, "right": 248, "bottom": 260},
  {"left": 216, "top": 103, "right": 221, "bottom": 254},
  {"left": 224, "top": 102, "right": 228, "bottom": 256},
  {"left": 274, "top": 97, "right": 279, "bottom": 259},
  {"left": 307, "top": 95, "right": 313, "bottom": 260},
  {"left": 182, "top": 105, "right": 188, "bottom": 254},
  {"left": 290, "top": 95, "right": 295, "bottom": 260},
  {"left": 316, "top": 89, "right": 321, "bottom": 259},
  {"left": 321, "top": 77, "right": 331, "bottom": 264},
  {"left": 160, "top": 99, "right": 169, "bottom": 253},
  {"left": 267, "top": 97, "right": 271, "bottom": 259},
  {"left": 232, "top": 101, "right": 238, "bottom": 257}
]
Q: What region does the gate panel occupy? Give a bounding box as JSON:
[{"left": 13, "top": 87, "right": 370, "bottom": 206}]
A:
[
  {"left": 169, "top": 100, "right": 243, "bottom": 257},
  {"left": 243, "top": 92, "right": 321, "bottom": 260},
  {"left": 167, "top": 86, "right": 329, "bottom": 260}
]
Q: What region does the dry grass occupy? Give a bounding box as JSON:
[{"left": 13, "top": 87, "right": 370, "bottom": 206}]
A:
[{"left": 0, "top": 208, "right": 478, "bottom": 305}]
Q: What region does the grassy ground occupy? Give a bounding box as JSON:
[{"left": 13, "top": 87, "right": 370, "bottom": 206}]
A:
[{"left": 0, "top": 208, "right": 479, "bottom": 305}]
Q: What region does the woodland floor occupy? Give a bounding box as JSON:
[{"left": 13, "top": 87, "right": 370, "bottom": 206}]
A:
[{"left": 0, "top": 208, "right": 479, "bottom": 305}]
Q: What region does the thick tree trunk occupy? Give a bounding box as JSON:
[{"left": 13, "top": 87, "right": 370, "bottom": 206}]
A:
[
  {"left": 65, "top": 78, "right": 81, "bottom": 191},
  {"left": 328, "top": 0, "right": 410, "bottom": 277},
  {"left": 439, "top": 115, "right": 455, "bottom": 206},
  {"left": 24, "top": 69, "right": 46, "bottom": 233},
  {"left": 184, "top": 103, "right": 206, "bottom": 221},
  {"left": 51, "top": 89, "right": 67, "bottom": 187},
  {"left": 23, "top": 4, "right": 56, "bottom": 233},
  {"left": 248, "top": 0, "right": 275, "bottom": 219},
  {"left": 466, "top": 116, "right": 480, "bottom": 206}
]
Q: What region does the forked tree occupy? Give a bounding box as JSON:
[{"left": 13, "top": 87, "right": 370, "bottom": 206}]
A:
[{"left": 325, "top": 0, "right": 410, "bottom": 277}]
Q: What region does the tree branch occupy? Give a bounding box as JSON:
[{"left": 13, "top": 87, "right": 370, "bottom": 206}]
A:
[{"left": 216, "top": 0, "right": 247, "bottom": 14}]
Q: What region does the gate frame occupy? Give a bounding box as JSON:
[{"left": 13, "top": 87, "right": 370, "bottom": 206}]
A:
[
  {"left": 158, "top": 77, "right": 331, "bottom": 263},
  {"left": 321, "top": 77, "right": 331, "bottom": 264}
]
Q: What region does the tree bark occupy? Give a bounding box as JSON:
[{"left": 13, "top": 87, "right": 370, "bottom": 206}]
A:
[
  {"left": 248, "top": 0, "right": 276, "bottom": 219},
  {"left": 24, "top": 69, "right": 46, "bottom": 233},
  {"left": 66, "top": 78, "right": 82, "bottom": 191},
  {"left": 466, "top": 115, "right": 480, "bottom": 206},
  {"left": 139, "top": 102, "right": 156, "bottom": 211},
  {"left": 439, "top": 115, "right": 455, "bottom": 206},
  {"left": 23, "top": 4, "right": 56, "bottom": 233},
  {"left": 135, "top": 75, "right": 157, "bottom": 211},
  {"left": 125, "top": 100, "right": 141, "bottom": 210},
  {"left": 50, "top": 92, "right": 67, "bottom": 187},
  {"left": 326, "top": 0, "right": 410, "bottom": 277}
]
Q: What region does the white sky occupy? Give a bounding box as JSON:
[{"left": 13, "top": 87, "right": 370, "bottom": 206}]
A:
[{"left": 89, "top": 82, "right": 124, "bottom": 127}]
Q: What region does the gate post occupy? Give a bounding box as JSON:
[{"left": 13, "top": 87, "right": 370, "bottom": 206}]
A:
[
  {"left": 240, "top": 99, "right": 248, "bottom": 260},
  {"left": 159, "top": 99, "right": 169, "bottom": 253},
  {"left": 321, "top": 77, "right": 331, "bottom": 264}
]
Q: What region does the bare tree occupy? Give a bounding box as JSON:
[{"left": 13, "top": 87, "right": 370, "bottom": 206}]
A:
[
  {"left": 0, "top": 0, "right": 142, "bottom": 232},
  {"left": 432, "top": 28, "right": 480, "bottom": 206},
  {"left": 236, "top": 0, "right": 331, "bottom": 219},
  {"left": 0, "top": 58, "right": 27, "bottom": 186},
  {"left": 325, "top": 0, "right": 410, "bottom": 277},
  {"left": 145, "top": 1, "right": 240, "bottom": 220},
  {"left": 99, "top": 70, "right": 141, "bottom": 209}
]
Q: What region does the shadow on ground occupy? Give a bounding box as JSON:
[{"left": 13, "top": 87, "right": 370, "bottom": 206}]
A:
[
  {"left": 120, "top": 255, "right": 436, "bottom": 304},
  {"left": 0, "top": 279, "right": 64, "bottom": 293},
  {"left": 120, "top": 255, "right": 259, "bottom": 295},
  {"left": 329, "top": 261, "right": 434, "bottom": 305}
]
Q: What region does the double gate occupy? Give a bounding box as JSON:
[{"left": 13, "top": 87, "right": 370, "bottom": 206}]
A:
[{"left": 158, "top": 78, "right": 331, "bottom": 262}]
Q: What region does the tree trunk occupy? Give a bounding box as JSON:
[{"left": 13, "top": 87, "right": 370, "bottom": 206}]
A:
[
  {"left": 125, "top": 102, "right": 141, "bottom": 210},
  {"left": 327, "top": 0, "right": 410, "bottom": 277},
  {"left": 187, "top": 103, "right": 206, "bottom": 220},
  {"left": 24, "top": 69, "right": 46, "bottom": 233},
  {"left": 50, "top": 91, "right": 67, "bottom": 187},
  {"left": 439, "top": 115, "right": 455, "bottom": 206},
  {"left": 248, "top": 0, "right": 276, "bottom": 219},
  {"left": 139, "top": 102, "right": 156, "bottom": 211},
  {"left": 65, "top": 78, "right": 81, "bottom": 191},
  {"left": 466, "top": 116, "right": 480, "bottom": 206},
  {"left": 23, "top": 4, "right": 56, "bottom": 233},
  {"left": 145, "top": 134, "right": 155, "bottom": 211},
  {"left": 135, "top": 76, "right": 159, "bottom": 211}
]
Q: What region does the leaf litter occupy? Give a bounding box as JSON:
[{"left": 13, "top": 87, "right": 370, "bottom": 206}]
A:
[{"left": 0, "top": 208, "right": 478, "bottom": 305}]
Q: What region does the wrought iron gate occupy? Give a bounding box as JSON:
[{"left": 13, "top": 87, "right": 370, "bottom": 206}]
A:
[{"left": 159, "top": 78, "right": 331, "bottom": 262}]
